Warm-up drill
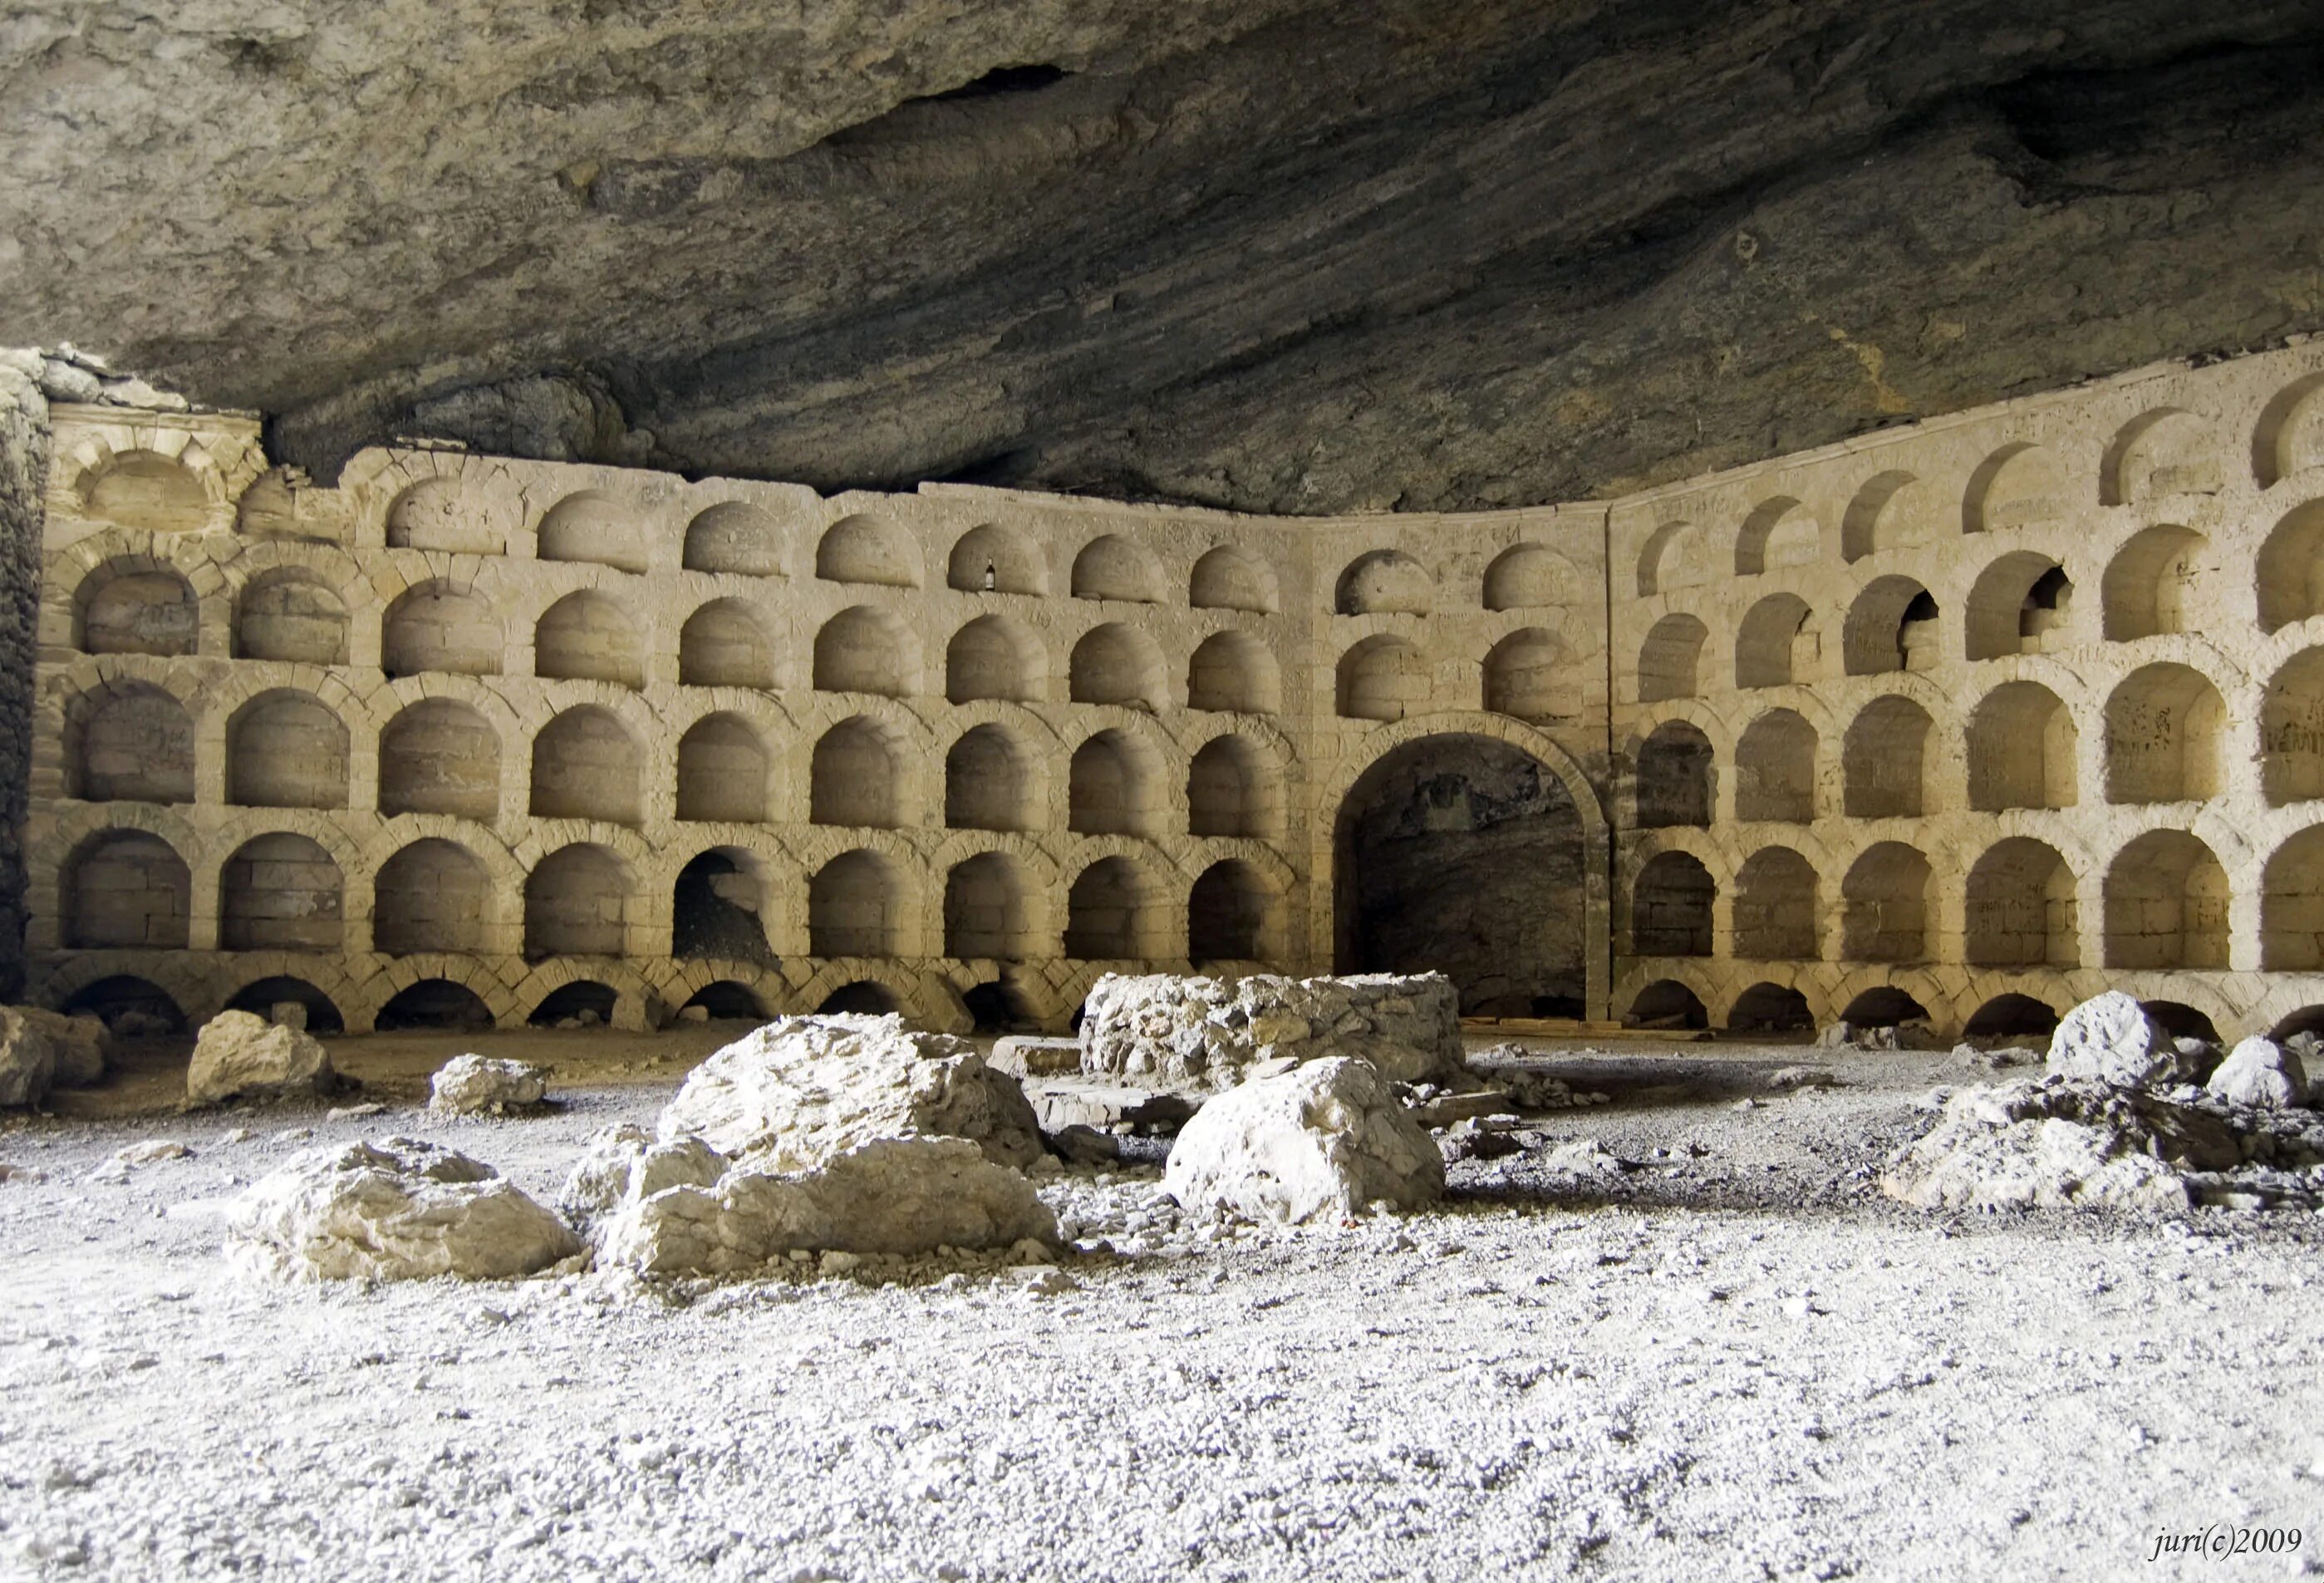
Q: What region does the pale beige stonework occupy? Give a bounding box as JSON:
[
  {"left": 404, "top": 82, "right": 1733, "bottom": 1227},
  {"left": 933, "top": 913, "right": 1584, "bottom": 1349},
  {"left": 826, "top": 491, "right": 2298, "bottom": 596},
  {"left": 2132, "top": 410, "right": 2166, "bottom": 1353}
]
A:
[{"left": 21, "top": 342, "right": 2324, "bottom": 1043}]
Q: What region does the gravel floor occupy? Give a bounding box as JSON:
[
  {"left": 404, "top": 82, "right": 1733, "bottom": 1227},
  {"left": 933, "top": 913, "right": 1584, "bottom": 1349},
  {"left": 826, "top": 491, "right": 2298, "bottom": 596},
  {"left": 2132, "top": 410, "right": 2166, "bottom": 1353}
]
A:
[{"left": 2, "top": 1031, "right": 2321, "bottom": 1581}]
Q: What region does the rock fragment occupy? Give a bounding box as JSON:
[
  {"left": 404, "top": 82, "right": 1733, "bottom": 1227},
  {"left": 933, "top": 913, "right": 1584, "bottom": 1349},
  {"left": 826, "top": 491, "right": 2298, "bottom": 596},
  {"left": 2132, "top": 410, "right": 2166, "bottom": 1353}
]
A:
[
  {"left": 14, "top": 1009, "right": 108, "bottom": 1088},
  {"left": 1165, "top": 1057, "right": 1444, "bottom": 1224},
  {"left": 0, "top": 1007, "right": 57, "bottom": 1108},
  {"left": 2207, "top": 1037, "right": 2308, "bottom": 1111},
  {"left": 1880, "top": 1079, "right": 2240, "bottom": 1211},
  {"left": 429, "top": 1055, "right": 552, "bottom": 1115},
  {"left": 2045, "top": 993, "right": 2206, "bottom": 1090},
  {"left": 1081, "top": 971, "right": 1465, "bottom": 1092},
  {"left": 229, "top": 1138, "right": 579, "bottom": 1281},
  {"left": 186, "top": 1011, "right": 334, "bottom": 1105}
]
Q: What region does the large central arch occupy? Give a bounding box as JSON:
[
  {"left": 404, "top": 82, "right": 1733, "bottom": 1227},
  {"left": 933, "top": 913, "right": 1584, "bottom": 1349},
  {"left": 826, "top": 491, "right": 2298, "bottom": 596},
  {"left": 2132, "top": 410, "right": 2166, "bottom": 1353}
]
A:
[{"left": 1329, "top": 725, "right": 1606, "bottom": 1018}]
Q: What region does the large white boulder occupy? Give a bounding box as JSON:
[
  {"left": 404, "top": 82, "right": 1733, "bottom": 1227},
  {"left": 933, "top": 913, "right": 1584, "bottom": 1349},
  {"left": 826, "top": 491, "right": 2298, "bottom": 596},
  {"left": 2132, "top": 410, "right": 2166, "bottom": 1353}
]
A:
[
  {"left": 429, "top": 1055, "right": 551, "bottom": 1115},
  {"left": 656, "top": 1014, "right": 1043, "bottom": 1172},
  {"left": 2046, "top": 993, "right": 2204, "bottom": 1090},
  {"left": 1081, "top": 971, "right": 1465, "bottom": 1094},
  {"left": 594, "top": 1136, "right": 1058, "bottom": 1276},
  {"left": 1165, "top": 1057, "right": 1445, "bottom": 1225},
  {"left": 228, "top": 1138, "right": 580, "bottom": 1281},
  {"left": 2207, "top": 1036, "right": 2308, "bottom": 1110},
  {"left": 186, "top": 1010, "right": 334, "bottom": 1105},
  {"left": 1881, "top": 1079, "right": 2240, "bottom": 1212},
  {"left": 0, "top": 1008, "right": 57, "bottom": 1108},
  {"left": 15, "top": 1009, "right": 106, "bottom": 1088}
]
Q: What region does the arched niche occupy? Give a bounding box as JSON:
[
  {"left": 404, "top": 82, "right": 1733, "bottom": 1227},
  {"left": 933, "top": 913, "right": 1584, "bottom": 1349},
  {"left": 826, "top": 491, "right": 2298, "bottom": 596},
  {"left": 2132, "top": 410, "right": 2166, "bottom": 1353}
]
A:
[
  {"left": 948, "top": 523, "right": 1048, "bottom": 596},
  {"left": 1189, "top": 545, "right": 1279, "bottom": 613},
  {"left": 219, "top": 833, "right": 345, "bottom": 952},
  {"left": 1070, "top": 534, "right": 1163, "bottom": 604},
  {"left": 234, "top": 570, "right": 348, "bottom": 665},
  {"left": 1334, "top": 550, "right": 1433, "bottom": 617},
  {"left": 676, "top": 714, "right": 769, "bottom": 823},
  {"left": 379, "top": 699, "right": 500, "bottom": 821},
  {"left": 683, "top": 501, "right": 785, "bottom": 577},
  {"left": 816, "top": 514, "right": 917, "bottom": 587},
  {"left": 679, "top": 599, "right": 778, "bottom": 690},
  {"left": 536, "top": 492, "right": 645, "bottom": 573},
  {"left": 536, "top": 591, "right": 643, "bottom": 689}
]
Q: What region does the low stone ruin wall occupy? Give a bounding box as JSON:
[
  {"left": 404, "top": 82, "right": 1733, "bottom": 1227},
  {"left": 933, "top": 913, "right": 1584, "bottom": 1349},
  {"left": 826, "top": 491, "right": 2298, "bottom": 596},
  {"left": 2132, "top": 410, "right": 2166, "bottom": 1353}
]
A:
[{"left": 1078, "top": 971, "right": 1464, "bottom": 1092}]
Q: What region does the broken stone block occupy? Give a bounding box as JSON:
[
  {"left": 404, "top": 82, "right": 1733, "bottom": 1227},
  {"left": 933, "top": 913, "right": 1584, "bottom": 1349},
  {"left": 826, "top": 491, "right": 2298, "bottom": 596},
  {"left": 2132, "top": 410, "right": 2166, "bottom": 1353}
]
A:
[
  {"left": 14, "top": 1009, "right": 107, "bottom": 1089},
  {"left": 0, "top": 1007, "right": 57, "bottom": 1108},
  {"left": 428, "top": 1055, "right": 551, "bottom": 1115},
  {"left": 186, "top": 1010, "right": 334, "bottom": 1105},
  {"left": 1080, "top": 971, "right": 1464, "bottom": 1094},
  {"left": 2046, "top": 993, "right": 2205, "bottom": 1090},
  {"left": 1880, "top": 1079, "right": 2240, "bottom": 1212},
  {"left": 2207, "top": 1037, "right": 2307, "bottom": 1110},
  {"left": 229, "top": 1138, "right": 579, "bottom": 1281},
  {"left": 657, "top": 1014, "right": 1043, "bottom": 1173},
  {"left": 987, "top": 1035, "right": 1085, "bottom": 1079},
  {"left": 1164, "top": 1057, "right": 1444, "bottom": 1225},
  {"left": 558, "top": 1124, "right": 725, "bottom": 1236}
]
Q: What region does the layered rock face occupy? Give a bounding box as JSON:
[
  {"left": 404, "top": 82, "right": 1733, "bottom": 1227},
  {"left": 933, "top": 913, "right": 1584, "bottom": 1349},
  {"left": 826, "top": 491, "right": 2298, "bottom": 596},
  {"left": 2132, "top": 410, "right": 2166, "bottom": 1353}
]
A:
[{"left": 2, "top": 2, "right": 2321, "bottom": 515}]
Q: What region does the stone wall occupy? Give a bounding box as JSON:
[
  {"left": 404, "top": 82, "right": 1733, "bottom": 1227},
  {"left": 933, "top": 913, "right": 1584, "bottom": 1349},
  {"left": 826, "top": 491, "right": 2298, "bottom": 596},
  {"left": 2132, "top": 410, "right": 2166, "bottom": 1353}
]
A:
[
  {"left": 0, "top": 356, "right": 50, "bottom": 996},
  {"left": 22, "top": 339, "right": 2324, "bottom": 1043}
]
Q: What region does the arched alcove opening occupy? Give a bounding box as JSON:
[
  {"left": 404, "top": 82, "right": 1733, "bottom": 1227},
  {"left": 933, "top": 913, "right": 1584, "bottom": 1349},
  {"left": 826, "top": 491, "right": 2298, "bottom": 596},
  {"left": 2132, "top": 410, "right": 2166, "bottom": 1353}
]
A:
[
  {"left": 1625, "top": 980, "right": 1707, "bottom": 1030},
  {"left": 946, "top": 725, "right": 1033, "bottom": 833},
  {"left": 947, "top": 523, "right": 1047, "bottom": 596},
  {"left": 83, "top": 451, "right": 209, "bottom": 533},
  {"left": 1964, "top": 553, "right": 2072, "bottom": 660},
  {"left": 947, "top": 615, "right": 1044, "bottom": 705},
  {"left": 1841, "top": 578, "right": 1939, "bottom": 676},
  {"left": 1188, "top": 735, "right": 1281, "bottom": 839},
  {"left": 816, "top": 515, "right": 917, "bottom": 587},
  {"left": 2261, "top": 825, "right": 2324, "bottom": 971},
  {"left": 219, "top": 833, "right": 343, "bottom": 952},
  {"left": 1728, "top": 982, "right": 1814, "bottom": 1035},
  {"left": 523, "top": 844, "right": 629, "bottom": 959},
  {"left": 1336, "top": 635, "right": 1427, "bottom": 720},
  {"left": 375, "top": 980, "right": 496, "bottom": 1032},
  {"left": 1482, "top": 629, "right": 1567, "bottom": 721},
  {"left": 1334, "top": 550, "right": 1433, "bottom": 616},
  {"left": 76, "top": 564, "right": 196, "bottom": 656},
  {"left": 1963, "top": 994, "right": 2060, "bottom": 1042},
  {"left": 1631, "top": 853, "right": 1714, "bottom": 957},
  {"left": 813, "top": 606, "right": 916, "bottom": 697},
  {"left": 675, "top": 714, "right": 768, "bottom": 823},
  {"left": 1734, "top": 497, "right": 1819, "bottom": 574},
  {"left": 808, "top": 851, "right": 904, "bottom": 958},
  {"left": 1968, "top": 682, "right": 2076, "bottom": 811},
  {"left": 1070, "top": 535, "right": 1163, "bottom": 603},
  {"left": 1733, "top": 848, "right": 1819, "bottom": 961},
  {"left": 373, "top": 838, "right": 490, "bottom": 956},
  {"left": 945, "top": 853, "right": 1033, "bottom": 961},
  {"left": 1065, "top": 856, "right": 1161, "bottom": 961},
  {"left": 225, "top": 691, "right": 348, "bottom": 809},
  {"left": 1482, "top": 544, "right": 1571, "bottom": 610},
  {"left": 1187, "top": 632, "right": 1281, "bottom": 715},
  {"left": 678, "top": 599, "right": 777, "bottom": 689},
  {"left": 1189, "top": 859, "right": 1280, "bottom": 964},
  {"left": 1635, "top": 722, "right": 1712, "bottom": 828},
  {"left": 381, "top": 582, "right": 501, "bottom": 678},
  {"left": 234, "top": 571, "right": 347, "bottom": 664},
  {"left": 1334, "top": 734, "right": 1585, "bottom": 1015},
  {"left": 1840, "top": 470, "right": 1929, "bottom": 562},
  {"left": 73, "top": 686, "right": 194, "bottom": 804},
  {"left": 1068, "top": 730, "right": 1163, "bottom": 837},
  {"left": 2103, "top": 830, "right": 2228, "bottom": 970},
  {"left": 531, "top": 706, "right": 641, "bottom": 825},
  {"left": 1190, "top": 545, "right": 1279, "bottom": 613},
  {"left": 1840, "top": 843, "right": 1931, "bottom": 962},
  {"left": 1069, "top": 623, "right": 1166, "bottom": 709},
  {"left": 385, "top": 478, "right": 499, "bottom": 555},
  {"left": 673, "top": 848, "right": 776, "bottom": 963},
  {"left": 1841, "top": 986, "right": 1930, "bottom": 1030},
  {"left": 2103, "top": 664, "right": 2223, "bottom": 804},
  {"left": 2100, "top": 525, "right": 2206, "bottom": 641},
  {"left": 818, "top": 981, "right": 902, "bottom": 1016},
  {"left": 60, "top": 975, "right": 185, "bottom": 1035},
  {"left": 1964, "top": 443, "right": 2067, "bottom": 534},
  {"left": 1736, "top": 594, "right": 1815, "bottom": 688},
  {"left": 536, "top": 492, "right": 645, "bottom": 573},
  {"left": 225, "top": 977, "right": 346, "bottom": 1035},
  {"left": 2104, "top": 408, "right": 2222, "bottom": 504},
  {"left": 62, "top": 832, "right": 190, "bottom": 949},
  {"left": 811, "top": 716, "right": 905, "bottom": 828},
  {"left": 379, "top": 700, "right": 499, "bottom": 821},
  {"left": 1964, "top": 838, "right": 2079, "bottom": 967},
  {"left": 682, "top": 501, "right": 784, "bottom": 577},
  {"left": 680, "top": 981, "right": 769, "bottom": 1023},
  {"left": 2263, "top": 648, "right": 2324, "bottom": 806},
  {"left": 1734, "top": 710, "right": 1815, "bottom": 824},
  {"left": 535, "top": 591, "right": 643, "bottom": 689},
  {"left": 530, "top": 982, "right": 619, "bottom": 1028},
  {"left": 1636, "top": 614, "right": 1707, "bottom": 703},
  {"left": 1843, "top": 696, "right": 1933, "bottom": 819}
]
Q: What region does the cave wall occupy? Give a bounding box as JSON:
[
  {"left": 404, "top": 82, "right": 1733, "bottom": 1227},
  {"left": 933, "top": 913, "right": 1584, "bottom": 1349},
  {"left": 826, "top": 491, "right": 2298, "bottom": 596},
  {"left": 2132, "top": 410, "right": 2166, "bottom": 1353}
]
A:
[{"left": 0, "top": 354, "right": 49, "bottom": 996}]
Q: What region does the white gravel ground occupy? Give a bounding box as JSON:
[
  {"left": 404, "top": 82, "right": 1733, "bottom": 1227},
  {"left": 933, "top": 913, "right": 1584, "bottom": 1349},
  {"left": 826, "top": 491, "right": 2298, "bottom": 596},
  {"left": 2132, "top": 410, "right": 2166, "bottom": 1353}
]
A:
[{"left": 2, "top": 1035, "right": 2322, "bottom": 1581}]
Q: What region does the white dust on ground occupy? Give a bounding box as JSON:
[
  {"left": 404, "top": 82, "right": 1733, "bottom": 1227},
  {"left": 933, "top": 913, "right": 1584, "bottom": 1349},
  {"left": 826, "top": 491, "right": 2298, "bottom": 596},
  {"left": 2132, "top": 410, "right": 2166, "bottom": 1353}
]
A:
[{"left": 2, "top": 1031, "right": 2321, "bottom": 1581}]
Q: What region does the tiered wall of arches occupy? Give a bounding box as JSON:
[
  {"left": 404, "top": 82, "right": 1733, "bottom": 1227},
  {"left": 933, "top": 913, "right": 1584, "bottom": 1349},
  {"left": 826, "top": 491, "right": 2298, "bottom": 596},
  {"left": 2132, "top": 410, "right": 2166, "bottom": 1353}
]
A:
[{"left": 1611, "top": 344, "right": 2324, "bottom": 1041}]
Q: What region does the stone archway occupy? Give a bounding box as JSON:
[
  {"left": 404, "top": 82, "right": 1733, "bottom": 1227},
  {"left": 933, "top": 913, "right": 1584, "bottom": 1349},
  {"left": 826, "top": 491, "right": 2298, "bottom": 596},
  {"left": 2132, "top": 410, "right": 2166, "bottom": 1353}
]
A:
[{"left": 1333, "top": 732, "right": 1588, "bottom": 1017}]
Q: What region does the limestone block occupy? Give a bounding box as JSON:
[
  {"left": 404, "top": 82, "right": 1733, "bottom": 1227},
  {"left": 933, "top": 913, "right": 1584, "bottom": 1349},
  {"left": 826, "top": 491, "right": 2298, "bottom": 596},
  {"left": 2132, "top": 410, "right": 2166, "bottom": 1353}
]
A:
[
  {"left": 559, "top": 1124, "right": 727, "bottom": 1236},
  {"left": 987, "top": 1035, "right": 1084, "bottom": 1079},
  {"left": 1080, "top": 972, "right": 1464, "bottom": 1094},
  {"left": 186, "top": 1010, "right": 334, "bottom": 1105},
  {"left": 656, "top": 1014, "right": 1044, "bottom": 1172},
  {"left": 1164, "top": 1057, "right": 1445, "bottom": 1224},
  {"left": 428, "top": 1054, "right": 551, "bottom": 1115},
  {"left": 0, "top": 1008, "right": 57, "bottom": 1108},
  {"left": 229, "top": 1138, "right": 580, "bottom": 1281},
  {"left": 2207, "top": 1037, "right": 2308, "bottom": 1110},
  {"left": 2045, "top": 993, "right": 2204, "bottom": 1090},
  {"left": 14, "top": 1010, "right": 108, "bottom": 1088}
]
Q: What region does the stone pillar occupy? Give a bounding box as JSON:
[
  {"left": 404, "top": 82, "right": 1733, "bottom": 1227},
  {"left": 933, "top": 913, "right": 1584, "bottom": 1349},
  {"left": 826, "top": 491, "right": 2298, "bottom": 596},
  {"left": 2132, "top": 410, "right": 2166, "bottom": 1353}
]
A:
[{"left": 0, "top": 353, "right": 50, "bottom": 999}]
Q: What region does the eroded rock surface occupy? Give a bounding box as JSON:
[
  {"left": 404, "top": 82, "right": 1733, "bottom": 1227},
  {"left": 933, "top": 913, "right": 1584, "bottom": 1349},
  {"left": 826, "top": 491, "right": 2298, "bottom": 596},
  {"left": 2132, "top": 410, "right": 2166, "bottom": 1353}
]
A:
[
  {"left": 228, "top": 1138, "right": 580, "bottom": 1281},
  {"left": 656, "top": 1015, "right": 1044, "bottom": 1173},
  {"left": 1166, "top": 1057, "right": 1445, "bottom": 1224},
  {"left": 429, "top": 1055, "right": 552, "bottom": 1116},
  {"left": 17, "top": 1008, "right": 106, "bottom": 1088},
  {"left": 1082, "top": 972, "right": 1464, "bottom": 1094},
  {"left": 185, "top": 1011, "right": 333, "bottom": 1106},
  {"left": 2045, "top": 993, "right": 2207, "bottom": 1090},
  {"left": 0, "top": 1006, "right": 54, "bottom": 1107},
  {"left": 2208, "top": 1037, "right": 2308, "bottom": 1111}
]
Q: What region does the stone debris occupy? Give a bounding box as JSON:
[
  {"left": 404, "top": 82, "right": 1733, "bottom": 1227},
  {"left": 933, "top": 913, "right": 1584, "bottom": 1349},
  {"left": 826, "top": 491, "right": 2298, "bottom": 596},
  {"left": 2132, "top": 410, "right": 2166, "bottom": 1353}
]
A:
[
  {"left": 1025, "top": 1082, "right": 1196, "bottom": 1137},
  {"left": 185, "top": 1011, "right": 335, "bottom": 1106},
  {"left": 1818, "top": 1019, "right": 1945, "bottom": 1051},
  {"left": 430, "top": 1055, "right": 553, "bottom": 1115},
  {"left": 1081, "top": 971, "right": 1465, "bottom": 1094},
  {"left": 2045, "top": 992, "right": 2209, "bottom": 1089},
  {"left": 228, "top": 1137, "right": 580, "bottom": 1281},
  {"left": 327, "top": 1102, "right": 386, "bottom": 1121},
  {"left": 1463, "top": 1053, "right": 1613, "bottom": 1112},
  {"left": 657, "top": 1014, "right": 1044, "bottom": 1173},
  {"left": 15, "top": 1009, "right": 108, "bottom": 1089},
  {"left": 986, "top": 1036, "right": 1085, "bottom": 1079},
  {"left": 592, "top": 1136, "right": 1059, "bottom": 1276},
  {"left": 559, "top": 1125, "right": 725, "bottom": 1236},
  {"left": 0, "top": 1007, "right": 58, "bottom": 1108},
  {"left": 0, "top": 1161, "right": 45, "bottom": 1183},
  {"left": 1953, "top": 1044, "right": 2043, "bottom": 1073},
  {"left": 1164, "top": 1057, "right": 1445, "bottom": 1225},
  {"left": 2207, "top": 1037, "right": 2309, "bottom": 1110},
  {"left": 1765, "top": 1065, "right": 1833, "bottom": 1092}
]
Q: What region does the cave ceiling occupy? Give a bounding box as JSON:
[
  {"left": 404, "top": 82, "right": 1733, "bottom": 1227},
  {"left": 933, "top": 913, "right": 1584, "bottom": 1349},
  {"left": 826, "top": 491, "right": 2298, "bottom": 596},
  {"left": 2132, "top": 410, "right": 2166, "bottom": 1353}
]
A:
[{"left": 4, "top": 0, "right": 2323, "bottom": 515}]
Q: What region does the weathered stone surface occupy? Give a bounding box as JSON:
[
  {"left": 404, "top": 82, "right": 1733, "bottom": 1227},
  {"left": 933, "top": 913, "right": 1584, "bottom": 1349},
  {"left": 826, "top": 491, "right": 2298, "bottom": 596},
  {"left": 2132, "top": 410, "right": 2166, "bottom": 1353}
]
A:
[
  {"left": 594, "top": 1136, "right": 1059, "bottom": 1275},
  {"left": 229, "top": 1138, "right": 580, "bottom": 1281},
  {"left": 2046, "top": 994, "right": 2204, "bottom": 1091},
  {"left": 2208, "top": 1037, "right": 2308, "bottom": 1111},
  {"left": 1082, "top": 972, "right": 1464, "bottom": 1094},
  {"left": 428, "top": 1055, "right": 551, "bottom": 1116},
  {"left": 0, "top": 1006, "right": 55, "bottom": 1107},
  {"left": 1165, "top": 1057, "right": 1445, "bottom": 1224},
  {"left": 186, "top": 1010, "right": 333, "bottom": 1105},
  {"left": 558, "top": 1125, "right": 727, "bottom": 1236},
  {"left": 987, "top": 1035, "right": 1085, "bottom": 1079},
  {"left": 657, "top": 1015, "right": 1043, "bottom": 1172},
  {"left": 1880, "top": 1079, "right": 2241, "bottom": 1212},
  {"left": 18, "top": 1009, "right": 107, "bottom": 1088}
]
